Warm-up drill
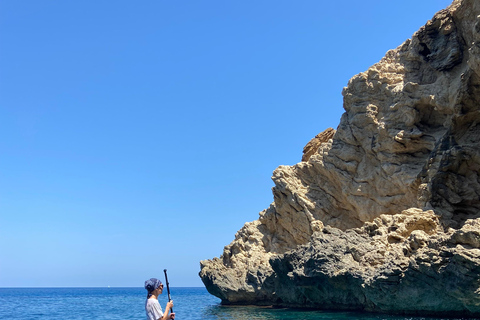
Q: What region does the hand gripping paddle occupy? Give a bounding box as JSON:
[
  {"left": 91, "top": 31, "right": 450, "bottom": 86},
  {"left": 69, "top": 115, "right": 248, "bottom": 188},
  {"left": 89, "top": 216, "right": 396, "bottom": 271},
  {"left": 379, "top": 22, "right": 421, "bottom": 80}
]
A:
[{"left": 163, "top": 269, "right": 173, "bottom": 314}]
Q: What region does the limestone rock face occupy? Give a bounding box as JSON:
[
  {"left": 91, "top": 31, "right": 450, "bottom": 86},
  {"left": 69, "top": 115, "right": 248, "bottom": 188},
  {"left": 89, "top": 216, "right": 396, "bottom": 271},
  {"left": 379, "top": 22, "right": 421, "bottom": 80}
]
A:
[
  {"left": 199, "top": 0, "right": 480, "bottom": 316},
  {"left": 271, "top": 209, "right": 480, "bottom": 316},
  {"left": 302, "top": 127, "right": 336, "bottom": 162}
]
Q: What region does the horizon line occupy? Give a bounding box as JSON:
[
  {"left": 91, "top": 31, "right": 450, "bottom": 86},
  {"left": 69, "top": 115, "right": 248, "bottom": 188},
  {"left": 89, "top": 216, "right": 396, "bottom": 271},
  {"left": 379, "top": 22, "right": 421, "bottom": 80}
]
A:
[{"left": 0, "top": 286, "right": 205, "bottom": 289}]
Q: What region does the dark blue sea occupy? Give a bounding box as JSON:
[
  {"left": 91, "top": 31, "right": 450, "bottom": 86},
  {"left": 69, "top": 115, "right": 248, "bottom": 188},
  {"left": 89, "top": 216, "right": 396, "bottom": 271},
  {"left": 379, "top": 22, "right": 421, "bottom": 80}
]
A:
[{"left": 0, "top": 287, "right": 473, "bottom": 320}]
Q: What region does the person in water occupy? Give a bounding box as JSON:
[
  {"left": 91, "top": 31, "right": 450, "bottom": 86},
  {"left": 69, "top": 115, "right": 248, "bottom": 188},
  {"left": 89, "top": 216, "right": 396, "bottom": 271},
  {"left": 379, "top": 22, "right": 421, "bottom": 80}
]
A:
[{"left": 145, "top": 278, "right": 175, "bottom": 320}]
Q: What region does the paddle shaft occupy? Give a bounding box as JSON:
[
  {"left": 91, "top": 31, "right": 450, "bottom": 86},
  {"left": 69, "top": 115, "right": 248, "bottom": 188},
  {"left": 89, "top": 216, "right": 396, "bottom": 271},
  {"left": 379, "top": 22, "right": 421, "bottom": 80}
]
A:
[{"left": 163, "top": 269, "right": 173, "bottom": 313}]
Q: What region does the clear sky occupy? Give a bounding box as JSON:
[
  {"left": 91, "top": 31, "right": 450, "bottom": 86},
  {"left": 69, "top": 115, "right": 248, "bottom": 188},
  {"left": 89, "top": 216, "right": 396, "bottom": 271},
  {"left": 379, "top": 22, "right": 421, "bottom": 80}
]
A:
[{"left": 0, "top": 0, "right": 453, "bottom": 287}]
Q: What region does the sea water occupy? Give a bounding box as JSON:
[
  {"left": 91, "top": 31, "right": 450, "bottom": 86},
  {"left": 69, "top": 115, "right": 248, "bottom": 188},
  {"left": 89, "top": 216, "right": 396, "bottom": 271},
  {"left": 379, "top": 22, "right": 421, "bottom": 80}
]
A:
[{"left": 0, "top": 287, "right": 471, "bottom": 320}]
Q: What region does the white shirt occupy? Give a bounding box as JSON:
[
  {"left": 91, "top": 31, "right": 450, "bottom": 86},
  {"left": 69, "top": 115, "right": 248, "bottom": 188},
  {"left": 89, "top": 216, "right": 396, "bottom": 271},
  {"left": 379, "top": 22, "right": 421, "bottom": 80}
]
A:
[{"left": 145, "top": 298, "right": 164, "bottom": 320}]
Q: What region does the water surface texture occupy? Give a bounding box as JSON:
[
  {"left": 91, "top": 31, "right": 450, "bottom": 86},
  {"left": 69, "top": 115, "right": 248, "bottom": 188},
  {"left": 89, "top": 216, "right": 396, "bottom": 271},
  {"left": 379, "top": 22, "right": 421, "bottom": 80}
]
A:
[{"left": 0, "top": 287, "right": 470, "bottom": 319}]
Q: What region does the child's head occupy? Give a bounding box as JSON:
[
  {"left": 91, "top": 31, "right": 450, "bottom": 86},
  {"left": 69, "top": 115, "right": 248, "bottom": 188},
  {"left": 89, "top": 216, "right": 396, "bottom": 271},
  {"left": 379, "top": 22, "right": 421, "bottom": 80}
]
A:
[{"left": 145, "top": 278, "right": 163, "bottom": 297}]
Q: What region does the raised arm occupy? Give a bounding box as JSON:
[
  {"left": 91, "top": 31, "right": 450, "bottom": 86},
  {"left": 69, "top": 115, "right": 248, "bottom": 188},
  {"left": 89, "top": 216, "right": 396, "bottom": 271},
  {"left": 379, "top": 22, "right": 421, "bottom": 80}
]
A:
[{"left": 161, "top": 300, "right": 174, "bottom": 320}]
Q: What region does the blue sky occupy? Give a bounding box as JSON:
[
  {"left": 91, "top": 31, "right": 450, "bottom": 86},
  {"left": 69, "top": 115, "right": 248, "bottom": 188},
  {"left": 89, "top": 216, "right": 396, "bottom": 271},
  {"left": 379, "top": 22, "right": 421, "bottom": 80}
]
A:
[{"left": 0, "top": 0, "right": 452, "bottom": 287}]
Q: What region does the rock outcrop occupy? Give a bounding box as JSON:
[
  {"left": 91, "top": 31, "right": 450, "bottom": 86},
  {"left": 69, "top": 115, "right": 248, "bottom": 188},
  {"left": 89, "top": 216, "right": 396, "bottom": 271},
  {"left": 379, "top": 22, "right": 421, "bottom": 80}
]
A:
[
  {"left": 302, "top": 127, "right": 336, "bottom": 162},
  {"left": 199, "top": 0, "right": 480, "bottom": 316}
]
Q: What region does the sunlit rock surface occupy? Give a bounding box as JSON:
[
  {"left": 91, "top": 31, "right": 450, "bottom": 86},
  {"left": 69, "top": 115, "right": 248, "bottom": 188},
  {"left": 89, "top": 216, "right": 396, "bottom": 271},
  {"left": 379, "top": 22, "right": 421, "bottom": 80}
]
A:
[{"left": 200, "top": 0, "right": 480, "bottom": 316}]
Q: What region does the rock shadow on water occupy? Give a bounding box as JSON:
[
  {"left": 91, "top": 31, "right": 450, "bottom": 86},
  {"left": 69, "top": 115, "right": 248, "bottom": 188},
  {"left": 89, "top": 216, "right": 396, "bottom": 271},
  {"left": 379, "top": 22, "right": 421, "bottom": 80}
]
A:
[{"left": 201, "top": 304, "right": 472, "bottom": 320}]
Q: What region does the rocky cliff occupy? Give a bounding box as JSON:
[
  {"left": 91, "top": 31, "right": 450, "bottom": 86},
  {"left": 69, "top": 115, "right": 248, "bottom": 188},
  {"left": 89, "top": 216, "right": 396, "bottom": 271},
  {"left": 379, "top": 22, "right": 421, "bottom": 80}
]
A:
[{"left": 199, "top": 0, "right": 480, "bottom": 316}]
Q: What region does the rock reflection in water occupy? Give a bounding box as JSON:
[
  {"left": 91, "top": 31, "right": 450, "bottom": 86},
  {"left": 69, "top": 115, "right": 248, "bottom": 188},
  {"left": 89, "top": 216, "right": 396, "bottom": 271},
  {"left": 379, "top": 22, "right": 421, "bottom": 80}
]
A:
[
  {"left": 201, "top": 305, "right": 465, "bottom": 320},
  {"left": 202, "top": 305, "right": 322, "bottom": 320}
]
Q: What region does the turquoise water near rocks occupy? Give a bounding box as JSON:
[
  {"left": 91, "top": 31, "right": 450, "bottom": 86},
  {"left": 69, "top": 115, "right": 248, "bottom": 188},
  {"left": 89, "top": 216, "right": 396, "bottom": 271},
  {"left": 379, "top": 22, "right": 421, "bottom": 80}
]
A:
[{"left": 0, "top": 287, "right": 471, "bottom": 319}]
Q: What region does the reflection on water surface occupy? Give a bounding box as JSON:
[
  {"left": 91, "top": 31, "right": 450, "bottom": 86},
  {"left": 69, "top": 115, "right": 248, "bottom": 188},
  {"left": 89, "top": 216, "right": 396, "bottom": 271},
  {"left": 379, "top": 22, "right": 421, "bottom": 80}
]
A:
[{"left": 202, "top": 304, "right": 468, "bottom": 320}]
